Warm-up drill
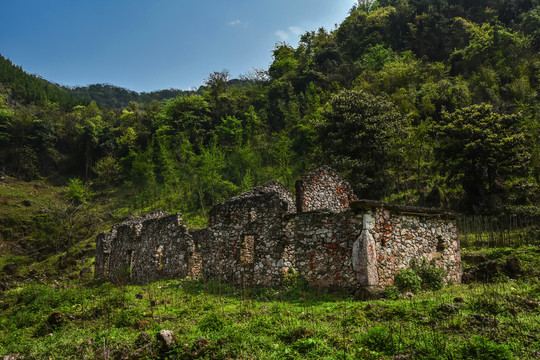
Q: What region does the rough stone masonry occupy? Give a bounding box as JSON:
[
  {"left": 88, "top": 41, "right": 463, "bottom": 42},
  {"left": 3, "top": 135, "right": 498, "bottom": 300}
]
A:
[{"left": 95, "top": 166, "right": 462, "bottom": 289}]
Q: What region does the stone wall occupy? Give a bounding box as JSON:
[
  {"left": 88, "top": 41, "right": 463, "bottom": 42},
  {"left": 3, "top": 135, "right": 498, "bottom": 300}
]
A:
[
  {"left": 96, "top": 167, "right": 462, "bottom": 289},
  {"left": 295, "top": 166, "right": 357, "bottom": 213},
  {"left": 201, "top": 181, "right": 294, "bottom": 286},
  {"left": 287, "top": 210, "right": 364, "bottom": 289},
  {"left": 283, "top": 202, "right": 461, "bottom": 289},
  {"left": 95, "top": 211, "right": 201, "bottom": 284},
  {"left": 351, "top": 201, "right": 462, "bottom": 285}
]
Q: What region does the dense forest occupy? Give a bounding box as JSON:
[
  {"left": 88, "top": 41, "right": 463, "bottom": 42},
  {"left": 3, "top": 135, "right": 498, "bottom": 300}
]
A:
[{"left": 1, "top": 0, "right": 539, "bottom": 219}]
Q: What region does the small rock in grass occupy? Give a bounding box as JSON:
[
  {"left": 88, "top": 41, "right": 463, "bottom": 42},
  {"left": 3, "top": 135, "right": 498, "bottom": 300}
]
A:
[
  {"left": 3, "top": 354, "right": 21, "bottom": 360},
  {"left": 400, "top": 291, "right": 414, "bottom": 299},
  {"left": 394, "top": 354, "right": 412, "bottom": 360},
  {"left": 453, "top": 297, "right": 464, "bottom": 303},
  {"left": 156, "top": 330, "right": 176, "bottom": 351},
  {"left": 194, "top": 336, "right": 209, "bottom": 349}
]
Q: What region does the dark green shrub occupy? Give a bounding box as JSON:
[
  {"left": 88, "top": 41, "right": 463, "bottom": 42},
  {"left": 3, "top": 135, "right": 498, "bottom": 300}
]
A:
[
  {"left": 292, "top": 338, "right": 320, "bottom": 354},
  {"left": 113, "top": 307, "right": 144, "bottom": 327},
  {"left": 394, "top": 269, "right": 422, "bottom": 293},
  {"left": 412, "top": 259, "right": 445, "bottom": 290},
  {"left": 277, "top": 326, "right": 313, "bottom": 344},
  {"left": 461, "top": 336, "right": 513, "bottom": 359},
  {"left": 66, "top": 178, "right": 87, "bottom": 203},
  {"left": 361, "top": 326, "right": 395, "bottom": 354}
]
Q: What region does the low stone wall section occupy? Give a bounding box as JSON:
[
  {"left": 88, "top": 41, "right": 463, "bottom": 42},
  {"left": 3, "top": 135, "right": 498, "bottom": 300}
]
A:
[{"left": 95, "top": 212, "right": 201, "bottom": 284}]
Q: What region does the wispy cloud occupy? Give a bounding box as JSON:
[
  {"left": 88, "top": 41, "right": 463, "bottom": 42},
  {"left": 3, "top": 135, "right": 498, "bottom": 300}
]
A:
[
  {"left": 289, "top": 26, "right": 303, "bottom": 37},
  {"left": 228, "top": 19, "right": 241, "bottom": 26},
  {"left": 275, "top": 30, "right": 289, "bottom": 41},
  {"left": 275, "top": 26, "right": 303, "bottom": 42}
]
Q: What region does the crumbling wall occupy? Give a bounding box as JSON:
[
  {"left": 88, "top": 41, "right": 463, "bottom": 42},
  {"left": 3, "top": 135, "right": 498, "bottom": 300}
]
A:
[
  {"left": 352, "top": 201, "right": 462, "bottom": 285},
  {"left": 95, "top": 211, "right": 201, "bottom": 284},
  {"left": 201, "top": 181, "right": 295, "bottom": 286},
  {"left": 295, "top": 166, "right": 357, "bottom": 213}
]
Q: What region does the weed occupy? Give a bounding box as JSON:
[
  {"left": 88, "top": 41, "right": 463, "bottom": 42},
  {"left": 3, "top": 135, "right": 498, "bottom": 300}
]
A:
[
  {"left": 282, "top": 267, "right": 310, "bottom": 292},
  {"left": 394, "top": 269, "right": 422, "bottom": 293},
  {"left": 468, "top": 294, "right": 507, "bottom": 316},
  {"left": 360, "top": 326, "right": 395, "bottom": 354},
  {"left": 113, "top": 307, "right": 144, "bottom": 328},
  {"left": 277, "top": 325, "right": 314, "bottom": 344}
]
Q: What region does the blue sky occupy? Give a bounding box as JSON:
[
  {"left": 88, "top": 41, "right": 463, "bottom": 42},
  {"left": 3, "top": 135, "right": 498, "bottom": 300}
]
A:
[{"left": 0, "top": 0, "right": 356, "bottom": 92}]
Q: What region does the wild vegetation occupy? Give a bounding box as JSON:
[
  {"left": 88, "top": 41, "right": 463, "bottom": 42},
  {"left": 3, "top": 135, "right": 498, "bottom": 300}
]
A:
[{"left": 1, "top": 0, "right": 540, "bottom": 358}]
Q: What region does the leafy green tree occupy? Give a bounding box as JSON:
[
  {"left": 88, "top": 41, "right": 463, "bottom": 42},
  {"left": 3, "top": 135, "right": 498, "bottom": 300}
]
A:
[
  {"left": 159, "top": 95, "right": 211, "bottom": 147},
  {"left": 215, "top": 115, "right": 243, "bottom": 150},
  {"left": 196, "top": 141, "right": 238, "bottom": 206},
  {"left": 318, "top": 89, "right": 406, "bottom": 199},
  {"left": 269, "top": 131, "right": 295, "bottom": 188},
  {"left": 92, "top": 156, "right": 122, "bottom": 188},
  {"left": 433, "top": 104, "right": 532, "bottom": 213}
]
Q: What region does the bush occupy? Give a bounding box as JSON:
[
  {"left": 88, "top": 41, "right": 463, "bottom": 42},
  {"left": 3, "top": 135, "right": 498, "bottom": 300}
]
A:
[
  {"left": 282, "top": 268, "right": 309, "bottom": 291},
  {"left": 394, "top": 269, "right": 422, "bottom": 293},
  {"left": 199, "top": 312, "right": 226, "bottom": 332},
  {"left": 66, "top": 178, "right": 87, "bottom": 203},
  {"left": 411, "top": 259, "right": 445, "bottom": 290},
  {"left": 468, "top": 295, "right": 507, "bottom": 316}
]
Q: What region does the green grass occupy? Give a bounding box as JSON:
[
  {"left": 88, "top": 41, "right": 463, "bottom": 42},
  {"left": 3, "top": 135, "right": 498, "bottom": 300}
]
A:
[{"left": 0, "top": 262, "right": 538, "bottom": 359}]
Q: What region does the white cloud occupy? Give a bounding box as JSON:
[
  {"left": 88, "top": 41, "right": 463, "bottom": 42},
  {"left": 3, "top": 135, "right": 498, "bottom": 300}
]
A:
[
  {"left": 275, "top": 30, "right": 289, "bottom": 41},
  {"left": 289, "top": 26, "right": 303, "bottom": 37},
  {"left": 228, "top": 19, "right": 241, "bottom": 26}
]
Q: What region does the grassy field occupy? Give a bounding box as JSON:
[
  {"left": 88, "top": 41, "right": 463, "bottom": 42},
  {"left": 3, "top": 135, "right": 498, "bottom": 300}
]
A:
[
  {"left": 0, "top": 244, "right": 538, "bottom": 359},
  {"left": 0, "top": 178, "right": 539, "bottom": 359}
]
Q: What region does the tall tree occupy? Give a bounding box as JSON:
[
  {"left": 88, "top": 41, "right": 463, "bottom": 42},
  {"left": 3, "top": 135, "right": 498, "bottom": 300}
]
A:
[
  {"left": 318, "top": 89, "right": 406, "bottom": 199},
  {"left": 433, "top": 104, "right": 533, "bottom": 213}
]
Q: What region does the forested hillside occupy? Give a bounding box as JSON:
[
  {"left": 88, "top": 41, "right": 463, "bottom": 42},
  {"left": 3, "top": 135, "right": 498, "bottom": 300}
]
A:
[{"left": 1, "top": 0, "right": 539, "bottom": 219}]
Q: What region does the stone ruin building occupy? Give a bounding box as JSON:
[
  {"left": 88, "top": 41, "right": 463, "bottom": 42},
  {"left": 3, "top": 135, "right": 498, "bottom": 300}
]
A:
[{"left": 95, "top": 166, "right": 462, "bottom": 289}]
